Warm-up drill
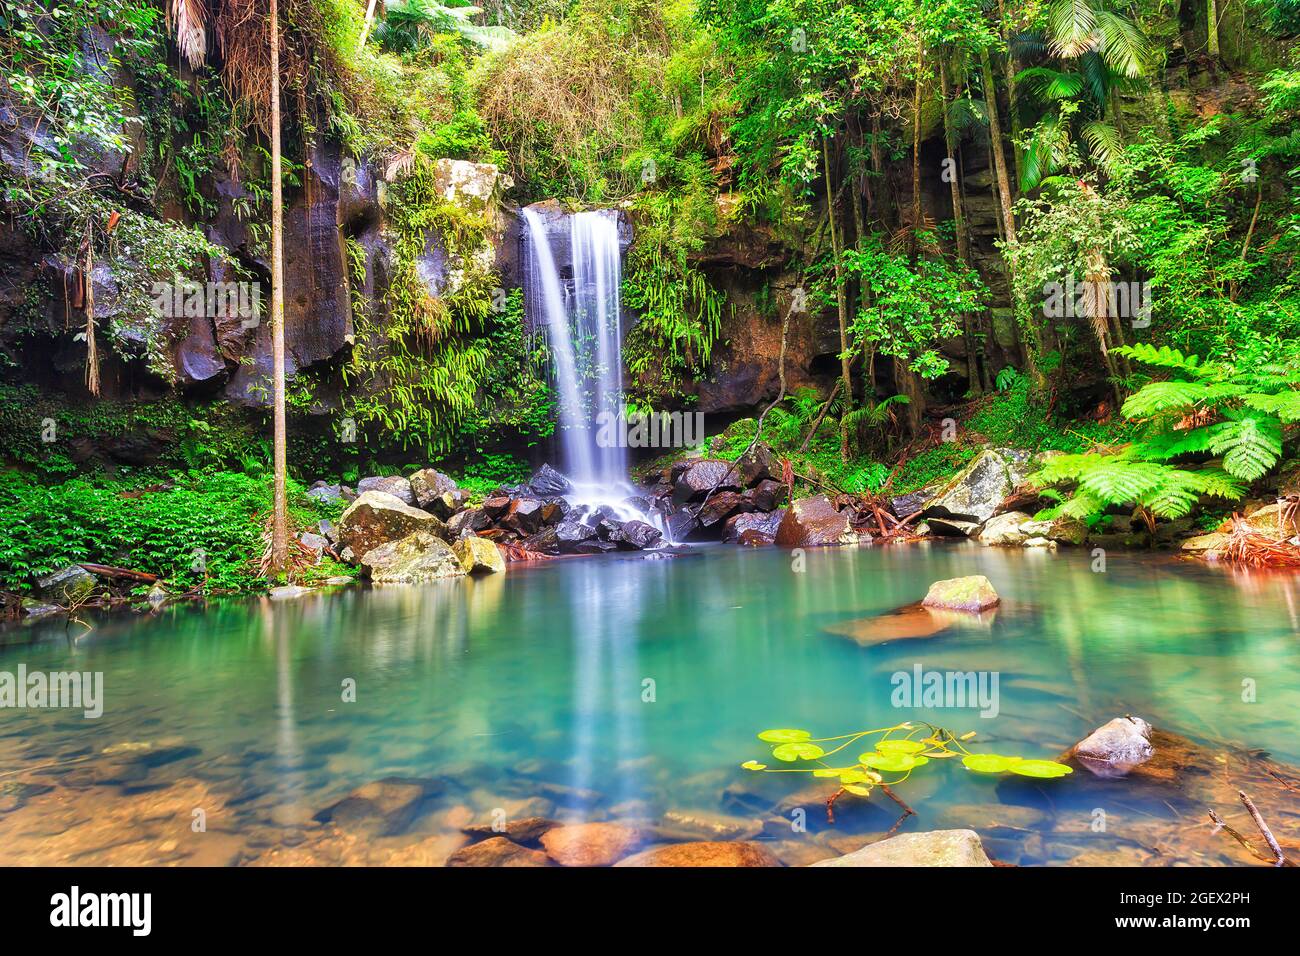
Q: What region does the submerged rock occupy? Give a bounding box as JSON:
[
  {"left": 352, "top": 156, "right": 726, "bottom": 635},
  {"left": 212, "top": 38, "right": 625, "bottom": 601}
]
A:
[
  {"left": 775, "top": 495, "right": 859, "bottom": 548},
  {"left": 337, "top": 491, "right": 445, "bottom": 557},
  {"left": 615, "top": 841, "right": 781, "bottom": 867},
  {"left": 445, "top": 836, "right": 551, "bottom": 867},
  {"left": 1068, "top": 716, "right": 1154, "bottom": 779},
  {"left": 453, "top": 537, "right": 505, "bottom": 575},
  {"left": 461, "top": 816, "right": 558, "bottom": 846},
  {"left": 360, "top": 531, "right": 465, "bottom": 583},
  {"left": 810, "top": 829, "right": 993, "bottom": 867},
  {"left": 318, "top": 776, "right": 442, "bottom": 837},
  {"left": 539, "top": 822, "right": 644, "bottom": 866},
  {"left": 921, "top": 575, "right": 1000, "bottom": 612}
]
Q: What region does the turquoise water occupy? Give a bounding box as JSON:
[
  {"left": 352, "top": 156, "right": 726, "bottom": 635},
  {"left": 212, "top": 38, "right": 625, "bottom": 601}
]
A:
[{"left": 2, "top": 542, "right": 1298, "bottom": 865}]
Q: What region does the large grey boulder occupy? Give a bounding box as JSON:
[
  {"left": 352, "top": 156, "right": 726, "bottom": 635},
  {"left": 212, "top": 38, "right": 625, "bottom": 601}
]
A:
[
  {"left": 360, "top": 531, "right": 465, "bottom": 583},
  {"left": 453, "top": 537, "right": 505, "bottom": 574},
  {"left": 357, "top": 475, "right": 416, "bottom": 506},
  {"left": 924, "top": 450, "right": 1017, "bottom": 524},
  {"left": 338, "top": 491, "right": 446, "bottom": 559},
  {"left": 37, "top": 565, "right": 98, "bottom": 605},
  {"left": 1068, "top": 716, "right": 1155, "bottom": 779},
  {"left": 977, "top": 511, "right": 1032, "bottom": 547},
  {"left": 408, "top": 468, "right": 459, "bottom": 509},
  {"left": 809, "top": 829, "right": 992, "bottom": 867}
]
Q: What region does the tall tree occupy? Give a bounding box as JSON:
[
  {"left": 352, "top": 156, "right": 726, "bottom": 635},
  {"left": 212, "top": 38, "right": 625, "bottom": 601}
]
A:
[{"left": 269, "top": 0, "right": 289, "bottom": 576}]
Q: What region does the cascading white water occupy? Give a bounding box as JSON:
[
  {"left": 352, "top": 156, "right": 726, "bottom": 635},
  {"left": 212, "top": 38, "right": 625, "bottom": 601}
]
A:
[{"left": 522, "top": 206, "right": 671, "bottom": 538}]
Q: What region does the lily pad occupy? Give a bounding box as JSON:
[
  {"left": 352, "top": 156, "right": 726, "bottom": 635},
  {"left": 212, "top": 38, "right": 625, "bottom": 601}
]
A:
[
  {"left": 962, "top": 754, "right": 1022, "bottom": 774},
  {"left": 875, "top": 739, "right": 927, "bottom": 755},
  {"left": 772, "top": 741, "right": 826, "bottom": 762},
  {"left": 741, "top": 760, "right": 767, "bottom": 771},
  {"left": 1009, "top": 759, "right": 1073, "bottom": 778},
  {"left": 758, "top": 729, "right": 813, "bottom": 743},
  {"left": 843, "top": 784, "right": 873, "bottom": 796},
  {"left": 860, "top": 752, "right": 928, "bottom": 772}
]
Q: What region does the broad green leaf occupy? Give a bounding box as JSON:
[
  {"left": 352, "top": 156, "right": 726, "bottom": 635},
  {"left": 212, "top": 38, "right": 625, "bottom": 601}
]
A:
[
  {"left": 875, "top": 739, "right": 926, "bottom": 755},
  {"left": 741, "top": 760, "right": 766, "bottom": 771},
  {"left": 1008, "top": 759, "right": 1074, "bottom": 778},
  {"left": 962, "top": 753, "right": 1022, "bottom": 774},
  {"left": 772, "top": 742, "right": 826, "bottom": 762},
  {"left": 758, "top": 729, "right": 812, "bottom": 743},
  {"left": 860, "top": 752, "right": 927, "bottom": 772},
  {"left": 843, "top": 784, "right": 873, "bottom": 796}
]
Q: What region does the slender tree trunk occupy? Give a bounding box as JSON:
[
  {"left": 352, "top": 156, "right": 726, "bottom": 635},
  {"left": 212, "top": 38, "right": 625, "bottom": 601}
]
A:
[
  {"left": 911, "top": 44, "right": 924, "bottom": 242},
  {"left": 270, "top": 0, "right": 289, "bottom": 577},
  {"left": 823, "top": 133, "right": 852, "bottom": 464},
  {"left": 940, "top": 56, "right": 980, "bottom": 396},
  {"left": 1207, "top": 0, "right": 1220, "bottom": 59},
  {"left": 998, "top": 0, "right": 1024, "bottom": 189},
  {"left": 980, "top": 49, "right": 1016, "bottom": 247}
]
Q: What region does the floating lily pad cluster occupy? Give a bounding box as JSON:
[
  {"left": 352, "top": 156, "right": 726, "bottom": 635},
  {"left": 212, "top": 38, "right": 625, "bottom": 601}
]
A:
[{"left": 743, "top": 722, "right": 1072, "bottom": 799}]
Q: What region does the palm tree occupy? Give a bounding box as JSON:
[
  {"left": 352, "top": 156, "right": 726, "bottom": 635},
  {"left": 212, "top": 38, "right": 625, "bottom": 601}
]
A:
[{"left": 1015, "top": 0, "right": 1150, "bottom": 189}]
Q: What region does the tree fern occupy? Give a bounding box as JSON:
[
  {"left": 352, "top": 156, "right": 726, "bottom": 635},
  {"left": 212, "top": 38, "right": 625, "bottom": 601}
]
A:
[{"left": 1205, "top": 413, "right": 1284, "bottom": 481}]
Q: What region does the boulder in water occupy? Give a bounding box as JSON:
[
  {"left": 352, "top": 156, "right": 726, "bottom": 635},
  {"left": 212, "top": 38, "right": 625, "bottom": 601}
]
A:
[
  {"left": 453, "top": 537, "right": 505, "bottom": 574},
  {"left": 810, "top": 829, "right": 992, "bottom": 867},
  {"left": 357, "top": 475, "right": 416, "bottom": 506},
  {"left": 921, "top": 575, "right": 1000, "bottom": 612},
  {"left": 722, "top": 511, "right": 783, "bottom": 544},
  {"left": 337, "top": 491, "right": 446, "bottom": 558},
  {"left": 37, "top": 565, "right": 98, "bottom": 605},
  {"left": 1068, "top": 716, "right": 1155, "bottom": 779},
  {"left": 359, "top": 531, "right": 464, "bottom": 583},
  {"left": 774, "top": 495, "right": 859, "bottom": 547},
  {"left": 977, "top": 511, "right": 1031, "bottom": 546},
  {"left": 619, "top": 520, "right": 663, "bottom": 550},
  {"left": 555, "top": 517, "right": 598, "bottom": 551}
]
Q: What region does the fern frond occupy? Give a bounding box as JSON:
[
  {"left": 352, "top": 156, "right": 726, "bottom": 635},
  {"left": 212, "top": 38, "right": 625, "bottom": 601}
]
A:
[
  {"left": 1205, "top": 414, "right": 1283, "bottom": 482},
  {"left": 1113, "top": 343, "right": 1203, "bottom": 373},
  {"left": 1240, "top": 391, "right": 1300, "bottom": 423},
  {"left": 1121, "top": 381, "right": 1208, "bottom": 418}
]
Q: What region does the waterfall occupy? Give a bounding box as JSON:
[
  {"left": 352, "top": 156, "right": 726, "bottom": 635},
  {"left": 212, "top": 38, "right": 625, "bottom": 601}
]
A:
[{"left": 522, "top": 207, "right": 658, "bottom": 528}]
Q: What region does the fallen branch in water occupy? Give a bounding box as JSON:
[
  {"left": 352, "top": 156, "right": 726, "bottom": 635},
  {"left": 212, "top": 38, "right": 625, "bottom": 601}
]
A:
[{"left": 1209, "top": 790, "right": 1293, "bottom": 866}]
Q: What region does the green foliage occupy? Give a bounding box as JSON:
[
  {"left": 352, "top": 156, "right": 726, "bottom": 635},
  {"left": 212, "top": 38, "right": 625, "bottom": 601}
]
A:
[
  {"left": 743, "top": 722, "right": 1072, "bottom": 804},
  {"left": 842, "top": 235, "right": 990, "bottom": 379},
  {"left": 0, "top": 471, "right": 332, "bottom": 594},
  {"left": 1030, "top": 344, "right": 1300, "bottom": 521}
]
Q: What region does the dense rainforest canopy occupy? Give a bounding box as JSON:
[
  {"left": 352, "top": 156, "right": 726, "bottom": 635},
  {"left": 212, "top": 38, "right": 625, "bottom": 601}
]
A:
[{"left": 0, "top": 0, "right": 1298, "bottom": 590}]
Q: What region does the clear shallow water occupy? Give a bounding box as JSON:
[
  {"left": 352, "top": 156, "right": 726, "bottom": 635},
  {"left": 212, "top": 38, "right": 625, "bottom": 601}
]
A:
[{"left": 2, "top": 542, "right": 1299, "bottom": 865}]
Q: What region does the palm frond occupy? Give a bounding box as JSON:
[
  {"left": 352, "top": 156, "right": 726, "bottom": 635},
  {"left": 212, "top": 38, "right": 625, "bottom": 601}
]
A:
[
  {"left": 1081, "top": 120, "right": 1123, "bottom": 175},
  {"left": 1048, "top": 0, "right": 1100, "bottom": 58},
  {"left": 1094, "top": 9, "right": 1150, "bottom": 79}
]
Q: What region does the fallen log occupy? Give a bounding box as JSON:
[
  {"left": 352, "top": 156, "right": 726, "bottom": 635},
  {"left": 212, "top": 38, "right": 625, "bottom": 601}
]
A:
[{"left": 77, "top": 563, "right": 159, "bottom": 583}]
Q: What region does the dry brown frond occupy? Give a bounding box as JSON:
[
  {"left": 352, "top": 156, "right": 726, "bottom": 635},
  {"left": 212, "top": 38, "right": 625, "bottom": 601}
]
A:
[
  {"left": 167, "top": 0, "right": 209, "bottom": 69},
  {"left": 1220, "top": 515, "right": 1300, "bottom": 568}
]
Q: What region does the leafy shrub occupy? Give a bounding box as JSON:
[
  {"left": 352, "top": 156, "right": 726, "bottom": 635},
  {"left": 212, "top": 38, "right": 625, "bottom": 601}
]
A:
[{"left": 0, "top": 471, "right": 328, "bottom": 593}]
